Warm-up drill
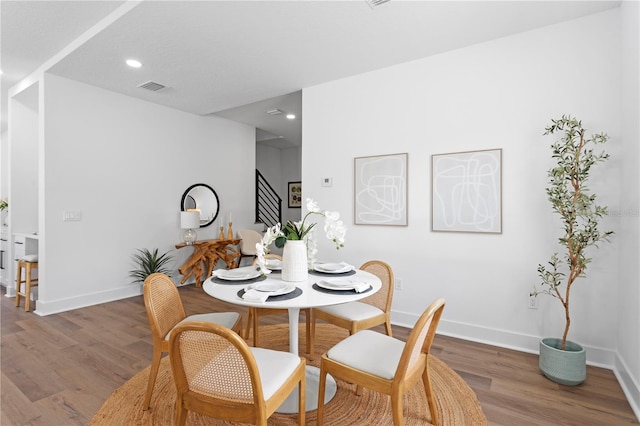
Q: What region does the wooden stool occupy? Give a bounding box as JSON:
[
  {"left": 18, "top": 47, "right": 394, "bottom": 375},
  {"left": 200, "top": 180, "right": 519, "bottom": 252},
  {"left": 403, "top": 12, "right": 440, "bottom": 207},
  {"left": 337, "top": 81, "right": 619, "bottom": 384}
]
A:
[{"left": 15, "top": 259, "right": 38, "bottom": 312}]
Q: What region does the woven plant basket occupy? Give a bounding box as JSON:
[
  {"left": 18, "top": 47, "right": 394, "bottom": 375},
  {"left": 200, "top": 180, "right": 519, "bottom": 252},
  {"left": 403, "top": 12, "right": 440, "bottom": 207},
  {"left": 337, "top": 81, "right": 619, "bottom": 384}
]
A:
[{"left": 539, "top": 337, "right": 586, "bottom": 386}]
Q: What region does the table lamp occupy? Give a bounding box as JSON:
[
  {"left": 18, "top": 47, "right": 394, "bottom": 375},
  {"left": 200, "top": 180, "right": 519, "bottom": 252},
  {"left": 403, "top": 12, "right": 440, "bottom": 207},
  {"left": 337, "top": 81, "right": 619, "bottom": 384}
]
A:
[{"left": 180, "top": 211, "right": 200, "bottom": 245}]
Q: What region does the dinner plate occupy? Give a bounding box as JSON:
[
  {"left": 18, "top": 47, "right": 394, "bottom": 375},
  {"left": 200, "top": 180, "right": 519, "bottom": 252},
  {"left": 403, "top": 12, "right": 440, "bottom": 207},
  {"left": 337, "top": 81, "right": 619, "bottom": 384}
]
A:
[
  {"left": 265, "top": 259, "right": 282, "bottom": 270},
  {"left": 313, "top": 262, "right": 354, "bottom": 274},
  {"left": 316, "top": 278, "right": 369, "bottom": 292},
  {"left": 249, "top": 282, "right": 296, "bottom": 296},
  {"left": 214, "top": 267, "right": 261, "bottom": 281}
]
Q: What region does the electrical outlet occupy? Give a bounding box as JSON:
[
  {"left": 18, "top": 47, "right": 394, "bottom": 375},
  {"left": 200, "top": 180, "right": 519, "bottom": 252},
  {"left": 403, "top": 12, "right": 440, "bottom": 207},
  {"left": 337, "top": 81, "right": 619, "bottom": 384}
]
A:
[
  {"left": 528, "top": 295, "right": 539, "bottom": 310},
  {"left": 395, "top": 278, "right": 403, "bottom": 290}
]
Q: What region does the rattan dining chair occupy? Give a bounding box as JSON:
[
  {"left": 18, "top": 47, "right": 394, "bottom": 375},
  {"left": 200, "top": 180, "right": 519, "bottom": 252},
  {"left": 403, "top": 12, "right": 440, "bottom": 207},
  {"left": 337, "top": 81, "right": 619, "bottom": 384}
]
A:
[
  {"left": 169, "top": 321, "right": 306, "bottom": 426},
  {"left": 310, "top": 259, "right": 394, "bottom": 360},
  {"left": 246, "top": 254, "right": 311, "bottom": 354},
  {"left": 317, "top": 298, "right": 446, "bottom": 426},
  {"left": 142, "top": 273, "right": 243, "bottom": 410}
]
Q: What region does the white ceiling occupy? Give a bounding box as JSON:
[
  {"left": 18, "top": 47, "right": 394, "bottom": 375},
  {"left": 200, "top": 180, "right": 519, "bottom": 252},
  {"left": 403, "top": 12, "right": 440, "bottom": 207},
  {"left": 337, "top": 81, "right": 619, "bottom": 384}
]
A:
[{"left": 1, "top": 1, "right": 620, "bottom": 147}]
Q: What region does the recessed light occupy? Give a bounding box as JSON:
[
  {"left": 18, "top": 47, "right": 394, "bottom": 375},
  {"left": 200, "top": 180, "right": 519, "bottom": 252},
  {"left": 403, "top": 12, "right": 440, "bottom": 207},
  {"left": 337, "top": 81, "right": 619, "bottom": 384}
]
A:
[
  {"left": 286, "top": 114, "right": 296, "bottom": 120},
  {"left": 126, "top": 59, "right": 142, "bottom": 68}
]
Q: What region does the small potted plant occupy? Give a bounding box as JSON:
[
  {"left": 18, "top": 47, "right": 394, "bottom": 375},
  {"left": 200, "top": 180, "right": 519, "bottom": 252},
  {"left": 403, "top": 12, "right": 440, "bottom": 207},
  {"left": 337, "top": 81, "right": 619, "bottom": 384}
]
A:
[
  {"left": 129, "top": 248, "right": 174, "bottom": 283},
  {"left": 531, "top": 115, "right": 613, "bottom": 385}
]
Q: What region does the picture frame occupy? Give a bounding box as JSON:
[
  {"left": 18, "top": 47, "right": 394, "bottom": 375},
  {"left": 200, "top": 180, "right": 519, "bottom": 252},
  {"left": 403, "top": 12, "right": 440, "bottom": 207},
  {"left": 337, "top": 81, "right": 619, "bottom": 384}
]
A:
[
  {"left": 288, "top": 181, "right": 302, "bottom": 208},
  {"left": 431, "top": 148, "right": 502, "bottom": 233},
  {"left": 354, "top": 153, "right": 408, "bottom": 226}
]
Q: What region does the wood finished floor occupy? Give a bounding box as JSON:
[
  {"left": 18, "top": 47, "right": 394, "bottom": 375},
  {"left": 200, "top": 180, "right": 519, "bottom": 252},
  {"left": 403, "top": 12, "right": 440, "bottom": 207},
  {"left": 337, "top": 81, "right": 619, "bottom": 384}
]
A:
[{"left": 1, "top": 285, "right": 637, "bottom": 426}]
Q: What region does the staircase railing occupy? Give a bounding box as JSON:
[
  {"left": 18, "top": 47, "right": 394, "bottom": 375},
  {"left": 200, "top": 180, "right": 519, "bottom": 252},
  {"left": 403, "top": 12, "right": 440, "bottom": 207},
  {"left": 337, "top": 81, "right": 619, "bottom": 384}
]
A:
[{"left": 255, "top": 170, "right": 281, "bottom": 228}]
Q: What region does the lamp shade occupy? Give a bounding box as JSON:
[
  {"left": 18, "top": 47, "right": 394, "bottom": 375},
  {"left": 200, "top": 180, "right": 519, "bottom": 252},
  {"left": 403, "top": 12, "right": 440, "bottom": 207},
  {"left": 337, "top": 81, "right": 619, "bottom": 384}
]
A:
[{"left": 180, "top": 211, "right": 200, "bottom": 229}]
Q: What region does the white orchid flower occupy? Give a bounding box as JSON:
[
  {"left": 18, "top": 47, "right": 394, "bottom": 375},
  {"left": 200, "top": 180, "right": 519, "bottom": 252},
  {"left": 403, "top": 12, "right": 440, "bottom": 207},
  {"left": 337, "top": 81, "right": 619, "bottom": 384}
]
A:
[
  {"left": 307, "top": 198, "right": 320, "bottom": 213},
  {"left": 325, "top": 210, "right": 340, "bottom": 221}
]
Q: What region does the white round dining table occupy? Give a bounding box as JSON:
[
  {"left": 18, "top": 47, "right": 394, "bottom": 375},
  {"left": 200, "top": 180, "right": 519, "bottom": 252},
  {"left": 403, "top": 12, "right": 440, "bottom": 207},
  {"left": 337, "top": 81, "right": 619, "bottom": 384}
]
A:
[{"left": 202, "top": 268, "right": 382, "bottom": 413}]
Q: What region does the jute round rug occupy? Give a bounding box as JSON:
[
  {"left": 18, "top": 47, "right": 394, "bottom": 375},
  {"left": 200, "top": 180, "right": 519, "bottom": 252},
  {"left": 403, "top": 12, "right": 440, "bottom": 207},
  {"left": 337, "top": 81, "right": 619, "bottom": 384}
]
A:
[{"left": 90, "top": 323, "right": 487, "bottom": 425}]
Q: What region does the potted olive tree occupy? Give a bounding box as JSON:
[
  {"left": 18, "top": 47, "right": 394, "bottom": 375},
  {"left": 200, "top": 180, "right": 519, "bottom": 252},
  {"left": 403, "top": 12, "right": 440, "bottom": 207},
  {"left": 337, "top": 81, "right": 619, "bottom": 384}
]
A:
[{"left": 531, "top": 115, "right": 613, "bottom": 386}]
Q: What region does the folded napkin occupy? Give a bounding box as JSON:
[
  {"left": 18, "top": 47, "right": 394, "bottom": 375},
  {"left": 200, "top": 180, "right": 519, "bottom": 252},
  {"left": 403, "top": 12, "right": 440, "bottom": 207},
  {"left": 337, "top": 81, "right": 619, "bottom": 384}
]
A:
[
  {"left": 242, "top": 289, "right": 269, "bottom": 303},
  {"left": 319, "top": 279, "right": 369, "bottom": 293}
]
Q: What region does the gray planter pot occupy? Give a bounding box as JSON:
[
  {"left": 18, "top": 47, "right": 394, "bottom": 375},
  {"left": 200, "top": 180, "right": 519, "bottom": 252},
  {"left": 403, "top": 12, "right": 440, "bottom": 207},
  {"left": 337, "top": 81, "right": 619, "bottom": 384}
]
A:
[{"left": 539, "top": 337, "right": 586, "bottom": 386}]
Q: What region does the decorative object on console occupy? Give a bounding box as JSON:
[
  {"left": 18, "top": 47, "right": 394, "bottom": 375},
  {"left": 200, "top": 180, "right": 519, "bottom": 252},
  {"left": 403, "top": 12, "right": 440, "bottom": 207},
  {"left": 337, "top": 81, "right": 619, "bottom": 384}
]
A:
[
  {"left": 530, "top": 115, "right": 613, "bottom": 386},
  {"left": 227, "top": 222, "right": 234, "bottom": 240},
  {"left": 129, "top": 248, "right": 174, "bottom": 283},
  {"left": 176, "top": 239, "right": 240, "bottom": 287},
  {"left": 180, "top": 211, "right": 200, "bottom": 245},
  {"left": 256, "top": 198, "right": 346, "bottom": 282}
]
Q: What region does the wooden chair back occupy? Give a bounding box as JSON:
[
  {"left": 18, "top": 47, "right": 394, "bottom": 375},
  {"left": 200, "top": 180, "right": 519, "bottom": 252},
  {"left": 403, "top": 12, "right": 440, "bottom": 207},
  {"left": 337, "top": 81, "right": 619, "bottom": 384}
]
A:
[
  {"left": 169, "top": 321, "right": 306, "bottom": 425},
  {"left": 143, "top": 273, "right": 187, "bottom": 347},
  {"left": 359, "top": 260, "right": 394, "bottom": 313},
  {"left": 395, "top": 297, "right": 445, "bottom": 382}
]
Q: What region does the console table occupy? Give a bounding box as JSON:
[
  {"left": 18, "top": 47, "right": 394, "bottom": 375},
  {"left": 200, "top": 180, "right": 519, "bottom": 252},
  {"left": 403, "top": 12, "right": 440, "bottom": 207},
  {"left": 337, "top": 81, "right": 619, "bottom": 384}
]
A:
[{"left": 175, "top": 239, "right": 240, "bottom": 287}]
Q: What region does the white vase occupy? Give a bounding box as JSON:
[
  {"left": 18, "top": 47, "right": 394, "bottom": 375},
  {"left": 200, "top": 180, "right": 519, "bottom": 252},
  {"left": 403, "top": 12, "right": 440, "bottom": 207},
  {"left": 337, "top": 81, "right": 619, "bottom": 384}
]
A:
[{"left": 281, "top": 240, "right": 308, "bottom": 282}]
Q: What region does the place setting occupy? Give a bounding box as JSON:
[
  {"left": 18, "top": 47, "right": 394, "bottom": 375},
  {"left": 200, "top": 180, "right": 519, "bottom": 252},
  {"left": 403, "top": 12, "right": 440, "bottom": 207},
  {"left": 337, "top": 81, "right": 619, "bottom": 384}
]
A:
[
  {"left": 310, "top": 261, "right": 356, "bottom": 276},
  {"left": 312, "top": 277, "right": 373, "bottom": 294},
  {"left": 264, "top": 257, "right": 282, "bottom": 273},
  {"left": 211, "top": 266, "right": 267, "bottom": 284},
  {"left": 237, "top": 281, "right": 302, "bottom": 303}
]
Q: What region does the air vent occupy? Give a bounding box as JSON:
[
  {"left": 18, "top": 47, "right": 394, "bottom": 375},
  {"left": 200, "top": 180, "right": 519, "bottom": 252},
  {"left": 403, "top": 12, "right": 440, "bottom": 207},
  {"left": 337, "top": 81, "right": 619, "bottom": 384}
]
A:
[
  {"left": 366, "top": 0, "right": 390, "bottom": 8},
  {"left": 265, "top": 109, "right": 284, "bottom": 115},
  {"left": 137, "top": 81, "right": 166, "bottom": 92}
]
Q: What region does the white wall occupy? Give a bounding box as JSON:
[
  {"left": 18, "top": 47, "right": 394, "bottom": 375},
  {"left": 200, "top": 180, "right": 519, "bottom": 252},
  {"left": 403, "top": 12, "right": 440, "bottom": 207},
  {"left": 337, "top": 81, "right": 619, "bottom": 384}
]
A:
[
  {"left": 617, "top": 0, "right": 640, "bottom": 416},
  {"left": 38, "top": 73, "right": 255, "bottom": 314},
  {"left": 304, "top": 9, "right": 627, "bottom": 364}
]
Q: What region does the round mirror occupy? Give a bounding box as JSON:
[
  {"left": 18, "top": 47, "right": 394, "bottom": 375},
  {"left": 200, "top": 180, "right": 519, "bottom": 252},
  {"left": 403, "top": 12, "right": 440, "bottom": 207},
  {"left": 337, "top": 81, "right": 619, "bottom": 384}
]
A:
[{"left": 180, "top": 183, "right": 220, "bottom": 227}]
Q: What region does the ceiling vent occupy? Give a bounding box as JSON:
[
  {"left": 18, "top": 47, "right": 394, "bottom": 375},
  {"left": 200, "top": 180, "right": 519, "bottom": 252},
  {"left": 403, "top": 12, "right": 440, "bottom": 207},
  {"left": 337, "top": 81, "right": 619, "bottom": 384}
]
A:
[
  {"left": 137, "top": 81, "right": 166, "bottom": 92},
  {"left": 366, "top": 0, "right": 390, "bottom": 8},
  {"left": 265, "top": 109, "right": 284, "bottom": 115}
]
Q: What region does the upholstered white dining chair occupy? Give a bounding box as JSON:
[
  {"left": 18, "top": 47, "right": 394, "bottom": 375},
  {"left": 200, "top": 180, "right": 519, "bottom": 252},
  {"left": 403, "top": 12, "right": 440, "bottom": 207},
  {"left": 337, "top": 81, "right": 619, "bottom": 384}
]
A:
[
  {"left": 142, "top": 273, "right": 243, "bottom": 410},
  {"left": 169, "top": 321, "right": 306, "bottom": 426},
  {"left": 310, "top": 259, "right": 394, "bottom": 360},
  {"left": 237, "top": 229, "right": 263, "bottom": 267},
  {"left": 316, "top": 298, "right": 446, "bottom": 426}
]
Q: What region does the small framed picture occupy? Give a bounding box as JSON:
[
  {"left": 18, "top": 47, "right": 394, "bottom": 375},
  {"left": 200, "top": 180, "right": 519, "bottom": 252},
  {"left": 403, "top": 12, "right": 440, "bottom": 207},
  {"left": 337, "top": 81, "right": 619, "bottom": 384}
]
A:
[{"left": 288, "top": 181, "right": 302, "bottom": 208}]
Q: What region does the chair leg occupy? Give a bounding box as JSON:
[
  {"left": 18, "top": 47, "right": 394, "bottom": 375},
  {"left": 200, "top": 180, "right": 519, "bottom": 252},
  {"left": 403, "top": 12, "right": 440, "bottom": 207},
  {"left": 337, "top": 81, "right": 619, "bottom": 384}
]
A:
[
  {"left": 175, "top": 396, "right": 188, "bottom": 426},
  {"left": 24, "top": 264, "right": 32, "bottom": 312},
  {"left": 385, "top": 319, "right": 393, "bottom": 337},
  {"left": 143, "top": 348, "right": 163, "bottom": 410},
  {"left": 390, "top": 390, "right": 405, "bottom": 426},
  {"left": 252, "top": 309, "right": 260, "bottom": 347},
  {"left": 316, "top": 363, "right": 327, "bottom": 425},
  {"left": 309, "top": 312, "right": 316, "bottom": 361},
  {"left": 244, "top": 308, "right": 253, "bottom": 340},
  {"left": 298, "top": 369, "right": 306, "bottom": 426},
  {"left": 423, "top": 366, "right": 438, "bottom": 425},
  {"left": 15, "top": 264, "right": 22, "bottom": 307},
  {"left": 304, "top": 309, "right": 311, "bottom": 355}
]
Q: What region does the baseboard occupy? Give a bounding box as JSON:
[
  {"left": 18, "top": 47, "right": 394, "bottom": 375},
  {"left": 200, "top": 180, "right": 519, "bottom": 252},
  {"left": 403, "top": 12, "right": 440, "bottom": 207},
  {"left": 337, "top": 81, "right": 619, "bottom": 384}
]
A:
[
  {"left": 34, "top": 284, "right": 143, "bottom": 316},
  {"left": 392, "top": 309, "right": 639, "bottom": 422},
  {"left": 614, "top": 353, "right": 640, "bottom": 421}
]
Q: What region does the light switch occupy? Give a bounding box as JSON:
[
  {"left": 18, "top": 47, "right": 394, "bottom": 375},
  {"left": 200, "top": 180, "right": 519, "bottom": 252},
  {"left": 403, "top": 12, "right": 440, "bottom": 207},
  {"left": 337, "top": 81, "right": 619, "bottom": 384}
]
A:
[
  {"left": 321, "top": 177, "right": 333, "bottom": 187},
  {"left": 63, "top": 210, "right": 82, "bottom": 221}
]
